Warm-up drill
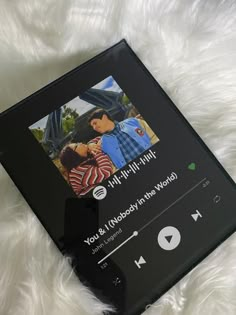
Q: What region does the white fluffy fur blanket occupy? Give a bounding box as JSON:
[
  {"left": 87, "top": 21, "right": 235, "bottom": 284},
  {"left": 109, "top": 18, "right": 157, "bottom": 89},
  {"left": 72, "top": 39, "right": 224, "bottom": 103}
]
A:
[{"left": 0, "top": 1, "right": 236, "bottom": 314}]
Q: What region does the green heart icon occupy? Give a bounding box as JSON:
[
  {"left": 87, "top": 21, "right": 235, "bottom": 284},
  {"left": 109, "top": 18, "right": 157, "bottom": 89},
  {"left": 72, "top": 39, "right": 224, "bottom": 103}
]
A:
[{"left": 188, "top": 162, "right": 196, "bottom": 171}]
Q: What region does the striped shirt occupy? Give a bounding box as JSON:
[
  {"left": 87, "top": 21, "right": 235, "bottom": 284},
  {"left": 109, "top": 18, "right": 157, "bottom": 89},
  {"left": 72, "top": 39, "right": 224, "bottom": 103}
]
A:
[{"left": 69, "top": 152, "right": 112, "bottom": 196}]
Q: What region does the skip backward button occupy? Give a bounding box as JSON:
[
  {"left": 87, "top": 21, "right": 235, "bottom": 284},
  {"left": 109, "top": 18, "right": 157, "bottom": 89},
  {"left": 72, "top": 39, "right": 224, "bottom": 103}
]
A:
[{"left": 158, "top": 226, "right": 181, "bottom": 251}]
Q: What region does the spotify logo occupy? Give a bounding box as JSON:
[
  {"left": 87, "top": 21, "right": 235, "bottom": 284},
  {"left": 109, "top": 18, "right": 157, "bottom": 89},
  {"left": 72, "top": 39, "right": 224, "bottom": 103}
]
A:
[{"left": 93, "top": 186, "right": 107, "bottom": 200}]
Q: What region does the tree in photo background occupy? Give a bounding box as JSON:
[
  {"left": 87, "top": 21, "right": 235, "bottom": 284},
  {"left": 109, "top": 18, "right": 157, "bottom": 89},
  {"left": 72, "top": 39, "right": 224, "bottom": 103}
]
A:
[{"left": 62, "top": 105, "right": 79, "bottom": 135}]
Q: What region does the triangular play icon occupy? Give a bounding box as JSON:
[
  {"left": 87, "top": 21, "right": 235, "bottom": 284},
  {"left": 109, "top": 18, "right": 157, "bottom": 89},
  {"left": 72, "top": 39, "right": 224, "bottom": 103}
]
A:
[{"left": 165, "top": 235, "right": 173, "bottom": 243}]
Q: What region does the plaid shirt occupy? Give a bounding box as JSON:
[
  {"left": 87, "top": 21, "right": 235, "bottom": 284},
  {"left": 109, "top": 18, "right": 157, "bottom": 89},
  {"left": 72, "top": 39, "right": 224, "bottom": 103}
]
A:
[{"left": 108, "top": 122, "right": 145, "bottom": 163}]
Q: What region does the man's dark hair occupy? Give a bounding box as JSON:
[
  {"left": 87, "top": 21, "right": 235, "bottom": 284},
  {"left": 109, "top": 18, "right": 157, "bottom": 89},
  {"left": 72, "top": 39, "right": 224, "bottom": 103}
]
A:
[{"left": 88, "top": 109, "right": 113, "bottom": 124}]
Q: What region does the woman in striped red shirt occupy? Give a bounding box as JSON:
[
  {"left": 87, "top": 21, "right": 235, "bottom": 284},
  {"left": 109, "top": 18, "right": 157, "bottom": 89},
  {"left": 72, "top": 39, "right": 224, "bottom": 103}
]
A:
[{"left": 60, "top": 142, "right": 113, "bottom": 197}]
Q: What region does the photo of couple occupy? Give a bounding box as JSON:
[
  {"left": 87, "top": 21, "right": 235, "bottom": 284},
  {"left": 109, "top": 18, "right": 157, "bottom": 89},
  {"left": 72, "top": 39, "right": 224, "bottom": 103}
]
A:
[{"left": 29, "top": 76, "right": 159, "bottom": 197}]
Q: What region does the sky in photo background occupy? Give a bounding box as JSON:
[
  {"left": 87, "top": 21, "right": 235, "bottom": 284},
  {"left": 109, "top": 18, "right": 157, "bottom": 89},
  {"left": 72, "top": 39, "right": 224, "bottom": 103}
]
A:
[{"left": 29, "top": 76, "right": 122, "bottom": 130}]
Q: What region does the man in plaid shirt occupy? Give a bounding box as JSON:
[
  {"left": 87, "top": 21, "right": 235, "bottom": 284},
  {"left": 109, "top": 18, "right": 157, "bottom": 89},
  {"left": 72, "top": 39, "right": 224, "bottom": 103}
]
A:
[{"left": 88, "top": 109, "right": 159, "bottom": 169}]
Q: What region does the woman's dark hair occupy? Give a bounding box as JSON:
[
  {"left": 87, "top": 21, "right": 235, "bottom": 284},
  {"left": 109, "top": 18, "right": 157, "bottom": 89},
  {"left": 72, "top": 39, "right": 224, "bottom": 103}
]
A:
[
  {"left": 60, "top": 145, "right": 95, "bottom": 172},
  {"left": 88, "top": 109, "right": 113, "bottom": 124}
]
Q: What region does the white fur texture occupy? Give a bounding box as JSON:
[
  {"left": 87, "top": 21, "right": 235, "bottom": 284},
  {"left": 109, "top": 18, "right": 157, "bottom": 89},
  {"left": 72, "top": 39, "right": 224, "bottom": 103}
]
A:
[{"left": 0, "top": 1, "right": 236, "bottom": 314}]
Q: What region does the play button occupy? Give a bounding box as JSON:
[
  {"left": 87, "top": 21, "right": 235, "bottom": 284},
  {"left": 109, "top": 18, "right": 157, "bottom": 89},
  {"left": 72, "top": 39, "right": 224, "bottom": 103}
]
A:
[
  {"left": 165, "top": 235, "right": 173, "bottom": 243},
  {"left": 158, "top": 226, "right": 181, "bottom": 251}
]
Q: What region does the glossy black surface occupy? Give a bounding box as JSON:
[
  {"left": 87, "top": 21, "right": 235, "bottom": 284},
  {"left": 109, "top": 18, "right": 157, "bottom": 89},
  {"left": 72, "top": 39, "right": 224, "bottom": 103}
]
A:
[{"left": 0, "top": 40, "right": 235, "bottom": 315}]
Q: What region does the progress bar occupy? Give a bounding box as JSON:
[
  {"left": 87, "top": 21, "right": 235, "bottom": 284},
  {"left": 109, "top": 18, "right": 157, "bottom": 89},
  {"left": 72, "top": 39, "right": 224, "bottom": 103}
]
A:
[
  {"left": 98, "top": 231, "right": 138, "bottom": 265},
  {"left": 139, "top": 177, "right": 207, "bottom": 233},
  {"left": 97, "top": 177, "right": 206, "bottom": 264}
]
